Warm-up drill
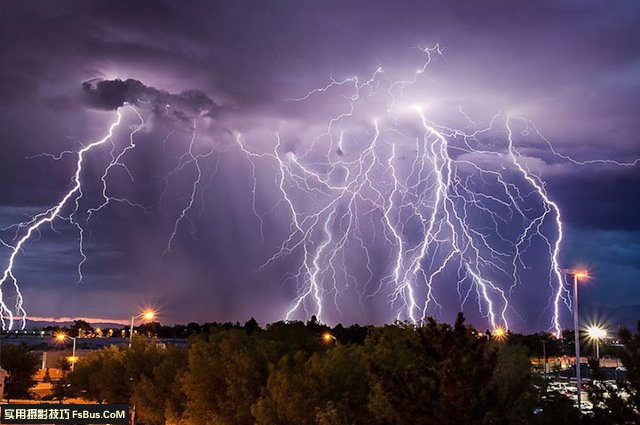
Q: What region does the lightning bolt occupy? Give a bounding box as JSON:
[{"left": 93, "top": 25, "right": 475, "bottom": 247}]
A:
[
  {"left": 237, "top": 45, "right": 638, "bottom": 333},
  {"left": 0, "top": 102, "right": 219, "bottom": 329},
  {"left": 0, "top": 108, "right": 127, "bottom": 329},
  {"left": 164, "top": 123, "right": 204, "bottom": 254}
]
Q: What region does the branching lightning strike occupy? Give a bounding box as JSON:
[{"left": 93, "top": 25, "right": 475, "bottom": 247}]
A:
[
  {"left": 0, "top": 109, "right": 126, "bottom": 329},
  {"left": 236, "top": 45, "right": 638, "bottom": 334},
  {"left": 0, "top": 104, "right": 209, "bottom": 330}
]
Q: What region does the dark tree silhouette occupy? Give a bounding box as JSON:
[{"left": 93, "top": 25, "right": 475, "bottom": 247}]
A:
[{"left": 0, "top": 344, "right": 39, "bottom": 401}]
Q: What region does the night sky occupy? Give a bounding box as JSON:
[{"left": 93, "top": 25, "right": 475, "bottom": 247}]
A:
[{"left": 0, "top": 1, "right": 638, "bottom": 332}]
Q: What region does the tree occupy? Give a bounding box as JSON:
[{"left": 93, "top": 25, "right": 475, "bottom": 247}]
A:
[
  {"left": 244, "top": 317, "right": 260, "bottom": 334},
  {"left": 68, "top": 337, "right": 167, "bottom": 404},
  {"left": 366, "top": 313, "right": 536, "bottom": 425},
  {"left": 182, "top": 330, "right": 268, "bottom": 425},
  {"left": 185, "top": 322, "right": 202, "bottom": 335},
  {"left": 252, "top": 345, "right": 370, "bottom": 425},
  {"left": 137, "top": 321, "right": 161, "bottom": 338},
  {"left": 131, "top": 345, "right": 187, "bottom": 425},
  {"left": 587, "top": 357, "right": 605, "bottom": 381},
  {"left": 52, "top": 357, "right": 72, "bottom": 403},
  {"left": 0, "top": 344, "right": 40, "bottom": 401},
  {"left": 71, "top": 319, "right": 93, "bottom": 337},
  {"left": 262, "top": 321, "right": 325, "bottom": 355},
  {"left": 484, "top": 344, "right": 538, "bottom": 424},
  {"left": 366, "top": 323, "right": 435, "bottom": 425},
  {"left": 59, "top": 316, "right": 591, "bottom": 424},
  {"left": 68, "top": 345, "right": 128, "bottom": 403},
  {"left": 589, "top": 322, "right": 640, "bottom": 424}
]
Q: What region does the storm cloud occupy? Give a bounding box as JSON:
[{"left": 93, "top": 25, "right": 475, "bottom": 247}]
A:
[{"left": 82, "top": 78, "right": 218, "bottom": 119}]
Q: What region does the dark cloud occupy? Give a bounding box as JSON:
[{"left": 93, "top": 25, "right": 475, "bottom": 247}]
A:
[
  {"left": 82, "top": 78, "right": 218, "bottom": 119},
  {"left": 550, "top": 167, "right": 640, "bottom": 231}
]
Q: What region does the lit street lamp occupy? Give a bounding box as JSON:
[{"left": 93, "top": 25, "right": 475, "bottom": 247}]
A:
[
  {"left": 492, "top": 326, "right": 507, "bottom": 342},
  {"left": 129, "top": 310, "right": 156, "bottom": 348},
  {"left": 561, "top": 269, "right": 589, "bottom": 415},
  {"left": 586, "top": 325, "right": 607, "bottom": 362},
  {"left": 322, "top": 332, "right": 337, "bottom": 344},
  {"left": 54, "top": 333, "right": 78, "bottom": 371}
]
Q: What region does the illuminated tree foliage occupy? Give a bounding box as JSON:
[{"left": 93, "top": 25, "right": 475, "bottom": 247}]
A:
[
  {"left": 366, "top": 313, "right": 536, "bottom": 425},
  {"left": 65, "top": 315, "right": 585, "bottom": 425}
]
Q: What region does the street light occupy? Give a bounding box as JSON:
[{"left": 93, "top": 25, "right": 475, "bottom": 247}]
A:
[
  {"left": 322, "top": 332, "right": 337, "bottom": 344},
  {"left": 129, "top": 309, "right": 156, "bottom": 348},
  {"left": 54, "top": 332, "right": 77, "bottom": 371},
  {"left": 586, "top": 325, "right": 607, "bottom": 361},
  {"left": 561, "top": 268, "right": 589, "bottom": 415},
  {"left": 492, "top": 326, "right": 507, "bottom": 342}
]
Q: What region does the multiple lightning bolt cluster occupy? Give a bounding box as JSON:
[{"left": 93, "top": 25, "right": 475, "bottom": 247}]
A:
[
  {"left": 237, "top": 45, "right": 637, "bottom": 334},
  {"left": 1, "top": 46, "right": 637, "bottom": 333}
]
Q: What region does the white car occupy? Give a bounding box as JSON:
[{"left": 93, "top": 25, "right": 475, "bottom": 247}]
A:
[
  {"left": 579, "top": 400, "right": 594, "bottom": 410},
  {"left": 549, "top": 382, "right": 570, "bottom": 392}
]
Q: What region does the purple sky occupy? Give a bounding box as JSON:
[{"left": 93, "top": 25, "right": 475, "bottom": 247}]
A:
[{"left": 0, "top": 1, "right": 639, "bottom": 332}]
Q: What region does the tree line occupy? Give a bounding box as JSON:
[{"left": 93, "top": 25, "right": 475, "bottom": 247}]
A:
[
  {"left": 3, "top": 314, "right": 639, "bottom": 424},
  {"left": 60, "top": 314, "right": 585, "bottom": 424}
]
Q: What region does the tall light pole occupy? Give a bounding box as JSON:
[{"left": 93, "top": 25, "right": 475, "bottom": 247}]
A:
[
  {"left": 541, "top": 339, "right": 548, "bottom": 377},
  {"left": 54, "top": 333, "right": 78, "bottom": 371},
  {"left": 129, "top": 310, "right": 156, "bottom": 348},
  {"left": 561, "top": 269, "right": 588, "bottom": 414}
]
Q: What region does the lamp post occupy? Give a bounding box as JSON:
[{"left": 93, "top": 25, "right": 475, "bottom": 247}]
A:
[
  {"left": 54, "top": 333, "right": 78, "bottom": 371},
  {"left": 561, "top": 269, "right": 588, "bottom": 415},
  {"left": 129, "top": 310, "right": 156, "bottom": 348},
  {"left": 541, "top": 339, "right": 548, "bottom": 378}
]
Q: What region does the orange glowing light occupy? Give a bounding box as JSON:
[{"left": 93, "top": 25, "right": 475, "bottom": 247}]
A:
[
  {"left": 493, "top": 326, "right": 507, "bottom": 341},
  {"left": 55, "top": 333, "right": 67, "bottom": 342},
  {"left": 574, "top": 271, "right": 589, "bottom": 279},
  {"left": 322, "top": 332, "right": 334, "bottom": 343},
  {"left": 142, "top": 310, "right": 156, "bottom": 321},
  {"left": 67, "top": 356, "right": 79, "bottom": 363}
]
